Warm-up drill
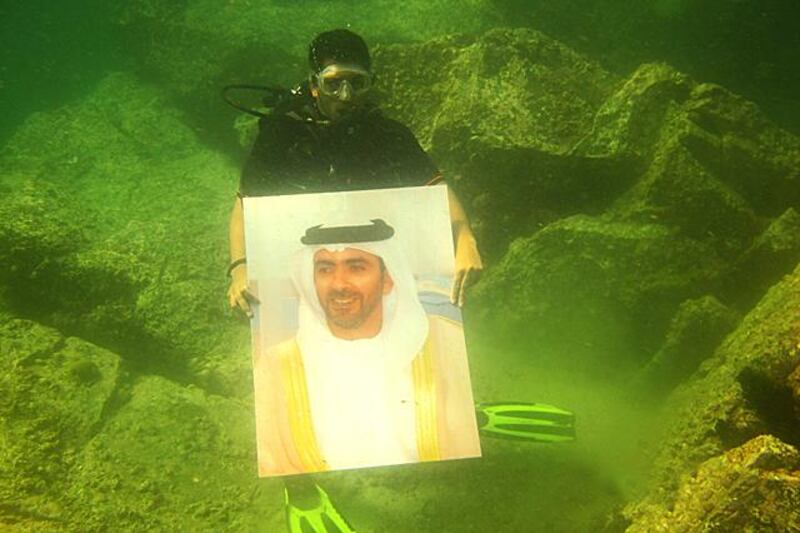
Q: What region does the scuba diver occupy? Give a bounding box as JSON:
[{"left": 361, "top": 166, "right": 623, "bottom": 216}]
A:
[
  {"left": 226, "top": 28, "right": 482, "bottom": 313},
  {"left": 223, "top": 29, "right": 575, "bottom": 532}
]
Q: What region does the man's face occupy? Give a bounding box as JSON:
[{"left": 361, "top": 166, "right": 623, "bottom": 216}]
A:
[
  {"left": 310, "top": 62, "right": 373, "bottom": 122},
  {"left": 313, "top": 247, "right": 393, "bottom": 339}
]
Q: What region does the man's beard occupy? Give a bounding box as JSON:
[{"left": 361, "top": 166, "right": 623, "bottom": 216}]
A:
[{"left": 322, "top": 289, "right": 379, "bottom": 330}]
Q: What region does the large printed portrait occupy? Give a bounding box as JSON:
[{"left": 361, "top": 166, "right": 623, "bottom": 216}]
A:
[{"left": 244, "top": 185, "right": 481, "bottom": 477}]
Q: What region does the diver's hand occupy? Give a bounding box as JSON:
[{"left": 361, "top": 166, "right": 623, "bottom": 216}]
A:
[
  {"left": 227, "top": 264, "right": 259, "bottom": 318},
  {"left": 451, "top": 233, "right": 483, "bottom": 308}
]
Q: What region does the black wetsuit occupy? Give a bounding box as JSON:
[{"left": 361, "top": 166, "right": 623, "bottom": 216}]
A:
[{"left": 239, "top": 96, "right": 439, "bottom": 197}]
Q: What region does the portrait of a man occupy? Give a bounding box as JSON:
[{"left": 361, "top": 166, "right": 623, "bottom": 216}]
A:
[{"left": 246, "top": 188, "right": 481, "bottom": 477}]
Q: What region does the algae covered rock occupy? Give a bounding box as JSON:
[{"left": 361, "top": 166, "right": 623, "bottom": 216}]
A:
[
  {"left": 376, "top": 27, "right": 617, "bottom": 154},
  {"left": 683, "top": 83, "right": 800, "bottom": 217},
  {"left": 469, "top": 214, "right": 727, "bottom": 375},
  {"left": 65, "top": 375, "right": 278, "bottom": 531},
  {"left": 0, "top": 180, "right": 89, "bottom": 285},
  {"left": 608, "top": 137, "right": 759, "bottom": 259},
  {"left": 0, "top": 315, "right": 273, "bottom": 531},
  {"left": 625, "top": 260, "right": 800, "bottom": 530},
  {"left": 0, "top": 316, "right": 121, "bottom": 529},
  {"left": 593, "top": 64, "right": 800, "bottom": 259},
  {"left": 573, "top": 59, "right": 800, "bottom": 213},
  {"left": 0, "top": 72, "right": 247, "bottom": 390},
  {"left": 1, "top": 72, "right": 232, "bottom": 236},
  {"left": 376, "top": 28, "right": 624, "bottom": 260},
  {"left": 378, "top": 38, "right": 799, "bottom": 266},
  {"left": 636, "top": 295, "right": 740, "bottom": 399},
  {"left": 730, "top": 207, "right": 800, "bottom": 306},
  {"left": 576, "top": 63, "right": 693, "bottom": 164},
  {"left": 627, "top": 435, "right": 800, "bottom": 532}
]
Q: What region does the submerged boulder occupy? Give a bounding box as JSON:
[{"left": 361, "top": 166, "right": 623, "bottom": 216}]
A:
[
  {"left": 0, "top": 314, "right": 274, "bottom": 531},
  {"left": 65, "top": 375, "right": 276, "bottom": 531},
  {"left": 376, "top": 28, "right": 617, "bottom": 154},
  {"left": 790, "top": 363, "right": 800, "bottom": 422},
  {"left": 578, "top": 63, "right": 800, "bottom": 220},
  {"left": 600, "top": 65, "right": 800, "bottom": 260},
  {"left": 627, "top": 435, "right": 800, "bottom": 532},
  {"left": 378, "top": 40, "right": 799, "bottom": 267},
  {"left": 573, "top": 64, "right": 800, "bottom": 264},
  {"left": 0, "top": 72, "right": 248, "bottom": 394},
  {"left": 635, "top": 295, "right": 740, "bottom": 399},
  {"left": 469, "top": 214, "right": 728, "bottom": 376},
  {"left": 376, "top": 28, "right": 624, "bottom": 260},
  {"left": 0, "top": 316, "right": 121, "bottom": 530},
  {"left": 608, "top": 130, "right": 759, "bottom": 260},
  {"left": 0, "top": 180, "right": 89, "bottom": 286},
  {"left": 576, "top": 63, "right": 693, "bottom": 164},
  {"left": 625, "top": 260, "right": 800, "bottom": 529},
  {"left": 729, "top": 207, "right": 800, "bottom": 307},
  {"left": 1, "top": 72, "right": 232, "bottom": 236},
  {"left": 682, "top": 84, "right": 800, "bottom": 217}
]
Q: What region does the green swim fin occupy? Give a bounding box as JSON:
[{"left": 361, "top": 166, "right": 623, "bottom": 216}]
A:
[
  {"left": 475, "top": 402, "right": 576, "bottom": 442},
  {"left": 284, "top": 478, "right": 355, "bottom": 533}
]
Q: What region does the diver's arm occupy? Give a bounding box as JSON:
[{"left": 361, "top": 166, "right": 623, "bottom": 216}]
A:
[
  {"left": 447, "top": 187, "right": 483, "bottom": 307},
  {"left": 227, "top": 196, "right": 258, "bottom": 318}
]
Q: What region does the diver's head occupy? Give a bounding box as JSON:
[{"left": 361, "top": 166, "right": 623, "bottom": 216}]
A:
[{"left": 308, "top": 29, "right": 374, "bottom": 122}]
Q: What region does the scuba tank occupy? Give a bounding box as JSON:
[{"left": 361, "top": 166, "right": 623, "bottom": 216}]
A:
[{"left": 221, "top": 82, "right": 310, "bottom": 118}]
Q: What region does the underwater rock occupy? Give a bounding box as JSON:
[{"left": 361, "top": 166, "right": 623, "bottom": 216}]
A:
[
  {"left": 576, "top": 63, "right": 693, "bottom": 164},
  {"left": 790, "top": 363, "right": 800, "bottom": 420},
  {"left": 636, "top": 295, "right": 739, "bottom": 399},
  {"left": 624, "top": 260, "right": 800, "bottom": 529},
  {"left": 606, "top": 128, "right": 759, "bottom": 260},
  {"left": 64, "top": 375, "right": 278, "bottom": 531},
  {"left": 596, "top": 64, "right": 800, "bottom": 259},
  {"left": 376, "top": 28, "right": 624, "bottom": 261},
  {"left": 378, "top": 36, "right": 799, "bottom": 263},
  {"left": 469, "top": 214, "right": 727, "bottom": 376},
  {"left": 683, "top": 84, "right": 800, "bottom": 217},
  {"left": 628, "top": 435, "right": 800, "bottom": 532},
  {"left": 1, "top": 72, "right": 229, "bottom": 234},
  {"left": 0, "top": 316, "right": 121, "bottom": 529},
  {"left": 0, "top": 72, "right": 249, "bottom": 393},
  {"left": 574, "top": 61, "right": 800, "bottom": 216},
  {"left": 0, "top": 180, "right": 89, "bottom": 286},
  {"left": 376, "top": 27, "right": 617, "bottom": 154},
  {"left": 729, "top": 207, "right": 800, "bottom": 307},
  {"left": 604, "top": 67, "right": 799, "bottom": 256},
  {"left": 580, "top": 64, "right": 763, "bottom": 260}
]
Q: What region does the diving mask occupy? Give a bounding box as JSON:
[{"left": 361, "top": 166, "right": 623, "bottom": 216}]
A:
[{"left": 314, "top": 64, "right": 373, "bottom": 99}]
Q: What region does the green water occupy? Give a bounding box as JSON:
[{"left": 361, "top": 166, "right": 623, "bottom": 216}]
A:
[{"left": 2, "top": 1, "right": 799, "bottom": 531}]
